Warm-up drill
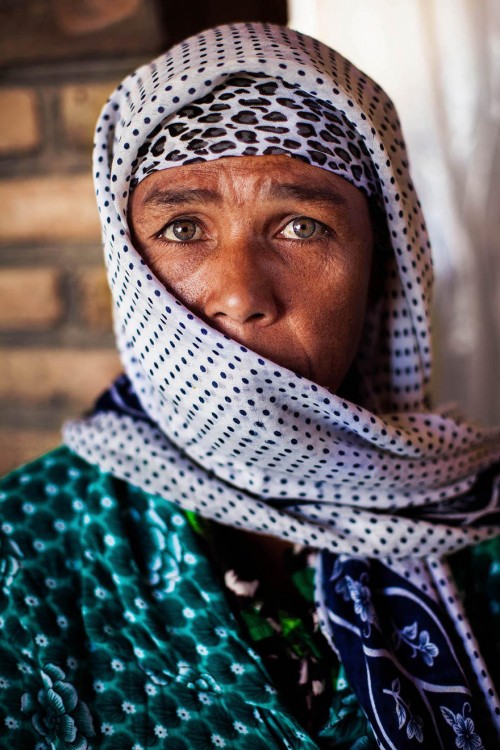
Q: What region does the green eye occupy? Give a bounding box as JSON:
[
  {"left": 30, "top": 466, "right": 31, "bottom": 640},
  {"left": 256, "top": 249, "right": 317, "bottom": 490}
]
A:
[
  {"left": 161, "top": 219, "right": 200, "bottom": 242},
  {"left": 281, "top": 217, "right": 325, "bottom": 240}
]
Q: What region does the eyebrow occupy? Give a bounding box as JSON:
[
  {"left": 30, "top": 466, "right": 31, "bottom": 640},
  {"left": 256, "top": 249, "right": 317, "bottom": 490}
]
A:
[
  {"left": 143, "top": 188, "right": 222, "bottom": 207},
  {"left": 142, "top": 181, "right": 348, "bottom": 208},
  {"left": 272, "top": 183, "right": 348, "bottom": 207}
]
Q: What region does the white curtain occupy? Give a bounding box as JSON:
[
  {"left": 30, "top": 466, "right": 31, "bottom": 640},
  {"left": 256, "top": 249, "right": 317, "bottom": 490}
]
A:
[{"left": 289, "top": 0, "right": 500, "bottom": 425}]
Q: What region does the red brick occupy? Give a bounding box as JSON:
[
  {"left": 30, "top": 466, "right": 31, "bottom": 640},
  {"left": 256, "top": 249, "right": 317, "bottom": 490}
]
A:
[
  {"left": 0, "top": 175, "right": 100, "bottom": 244},
  {"left": 76, "top": 266, "right": 113, "bottom": 330},
  {"left": 0, "top": 268, "right": 63, "bottom": 329},
  {"left": 0, "top": 348, "right": 121, "bottom": 405},
  {"left": 0, "top": 429, "right": 61, "bottom": 477},
  {"left": 61, "top": 82, "right": 119, "bottom": 149},
  {"left": 0, "top": 88, "right": 39, "bottom": 153}
]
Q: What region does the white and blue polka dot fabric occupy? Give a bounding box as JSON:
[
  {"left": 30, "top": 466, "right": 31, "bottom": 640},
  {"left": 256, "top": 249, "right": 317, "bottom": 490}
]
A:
[{"left": 63, "top": 23, "right": 500, "bottom": 746}]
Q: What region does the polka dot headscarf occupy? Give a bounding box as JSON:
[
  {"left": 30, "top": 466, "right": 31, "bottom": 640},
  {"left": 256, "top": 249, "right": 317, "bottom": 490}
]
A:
[{"left": 65, "top": 22, "right": 500, "bottom": 559}]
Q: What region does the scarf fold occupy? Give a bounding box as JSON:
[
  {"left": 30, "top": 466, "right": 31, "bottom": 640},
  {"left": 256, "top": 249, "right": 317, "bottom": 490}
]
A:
[
  {"left": 64, "top": 23, "right": 500, "bottom": 748},
  {"left": 67, "top": 374, "right": 500, "bottom": 558}
]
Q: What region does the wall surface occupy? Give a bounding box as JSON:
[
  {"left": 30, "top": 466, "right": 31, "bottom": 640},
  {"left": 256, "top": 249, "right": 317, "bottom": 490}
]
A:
[
  {"left": 0, "top": 0, "right": 287, "bottom": 476},
  {"left": 0, "top": 64, "right": 127, "bottom": 475},
  {"left": 0, "top": 2, "right": 172, "bottom": 476}
]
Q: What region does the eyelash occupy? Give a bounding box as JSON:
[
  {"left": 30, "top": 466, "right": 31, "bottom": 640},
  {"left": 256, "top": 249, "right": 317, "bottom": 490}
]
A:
[{"left": 155, "top": 216, "right": 333, "bottom": 245}]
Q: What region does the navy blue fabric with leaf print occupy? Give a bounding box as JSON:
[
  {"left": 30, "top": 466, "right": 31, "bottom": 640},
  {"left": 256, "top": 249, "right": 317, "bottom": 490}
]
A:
[{"left": 318, "top": 553, "right": 490, "bottom": 748}]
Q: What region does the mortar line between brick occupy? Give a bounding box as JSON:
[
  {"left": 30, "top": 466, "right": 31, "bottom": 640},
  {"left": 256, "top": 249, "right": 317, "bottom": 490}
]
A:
[
  {"left": 0, "top": 245, "right": 104, "bottom": 267},
  {"left": 0, "top": 334, "right": 116, "bottom": 349},
  {"left": 0, "top": 57, "right": 149, "bottom": 85}
]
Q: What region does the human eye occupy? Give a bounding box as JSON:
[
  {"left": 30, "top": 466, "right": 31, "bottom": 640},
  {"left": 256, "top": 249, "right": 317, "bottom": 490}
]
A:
[
  {"left": 158, "top": 218, "right": 203, "bottom": 243},
  {"left": 279, "top": 216, "right": 331, "bottom": 241}
]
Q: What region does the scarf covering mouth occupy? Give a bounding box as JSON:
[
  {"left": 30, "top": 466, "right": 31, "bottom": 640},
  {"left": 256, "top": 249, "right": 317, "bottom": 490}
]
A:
[{"left": 64, "top": 22, "right": 500, "bottom": 748}]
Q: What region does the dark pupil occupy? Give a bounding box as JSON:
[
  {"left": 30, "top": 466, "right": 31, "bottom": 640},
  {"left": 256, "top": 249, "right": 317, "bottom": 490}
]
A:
[
  {"left": 173, "top": 220, "right": 196, "bottom": 240},
  {"left": 293, "top": 217, "right": 316, "bottom": 239}
]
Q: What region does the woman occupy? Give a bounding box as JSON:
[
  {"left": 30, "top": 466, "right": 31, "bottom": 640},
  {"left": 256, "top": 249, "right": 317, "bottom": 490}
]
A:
[{"left": 0, "top": 22, "right": 499, "bottom": 750}]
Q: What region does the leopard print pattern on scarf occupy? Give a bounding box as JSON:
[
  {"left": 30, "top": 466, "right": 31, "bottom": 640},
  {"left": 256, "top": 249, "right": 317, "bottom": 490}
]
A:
[{"left": 131, "top": 73, "right": 381, "bottom": 201}]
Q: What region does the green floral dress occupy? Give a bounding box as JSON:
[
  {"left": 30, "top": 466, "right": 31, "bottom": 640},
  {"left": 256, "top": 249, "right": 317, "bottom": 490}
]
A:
[{"left": 0, "top": 447, "right": 498, "bottom": 749}]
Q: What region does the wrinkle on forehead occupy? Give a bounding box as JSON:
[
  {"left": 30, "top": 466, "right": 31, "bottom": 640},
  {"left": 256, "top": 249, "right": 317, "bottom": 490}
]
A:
[{"left": 132, "top": 155, "right": 365, "bottom": 217}]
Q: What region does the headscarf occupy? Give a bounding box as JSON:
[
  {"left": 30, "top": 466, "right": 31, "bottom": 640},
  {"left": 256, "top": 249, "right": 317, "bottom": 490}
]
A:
[{"left": 64, "top": 22, "right": 500, "bottom": 748}]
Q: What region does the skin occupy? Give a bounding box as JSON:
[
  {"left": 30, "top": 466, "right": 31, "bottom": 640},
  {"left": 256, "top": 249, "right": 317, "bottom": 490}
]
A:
[
  {"left": 129, "top": 154, "right": 375, "bottom": 587},
  {"left": 129, "top": 154, "right": 374, "bottom": 394}
]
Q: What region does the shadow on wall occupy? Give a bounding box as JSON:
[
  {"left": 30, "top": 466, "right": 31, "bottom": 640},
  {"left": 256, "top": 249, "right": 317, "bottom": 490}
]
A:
[
  {"left": 0, "top": 0, "right": 287, "bottom": 476},
  {"left": 0, "top": 0, "right": 288, "bottom": 65}
]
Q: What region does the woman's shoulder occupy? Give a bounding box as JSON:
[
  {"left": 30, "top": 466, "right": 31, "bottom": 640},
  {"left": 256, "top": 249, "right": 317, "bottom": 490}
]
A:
[
  {"left": 0, "top": 445, "right": 100, "bottom": 500},
  {"left": 0, "top": 445, "right": 195, "bottom": 574},
  {"left": 0, "top": 446, "right": 105, "bottom": 548}
]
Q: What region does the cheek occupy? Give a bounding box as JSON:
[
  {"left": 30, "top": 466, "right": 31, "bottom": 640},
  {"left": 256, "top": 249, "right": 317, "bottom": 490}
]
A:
[
  {"left": 298, "top": 258, "right": 371, "bottom": 374},
  {"left": 307, "top": 257, "right": 370, "bottom": 329},
  {"left": 138, "top": 249, "right": 206, "bottom": 308}
]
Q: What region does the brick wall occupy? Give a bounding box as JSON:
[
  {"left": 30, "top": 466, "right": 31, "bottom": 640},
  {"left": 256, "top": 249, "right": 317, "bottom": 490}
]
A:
[
  {"left": 0, "top": 1, "right": 287, "bottom": 476},
  {"left": 0, "top": 64, "right": 139, "bottom": 475}
]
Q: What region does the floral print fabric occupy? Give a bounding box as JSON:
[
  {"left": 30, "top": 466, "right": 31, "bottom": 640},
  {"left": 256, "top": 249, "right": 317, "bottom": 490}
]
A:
[
  {"left": 0, "top": 447, "right": 499, "bottom": 748},
  {"left": 196, "top": 520, "right": 375, "bottom": 744},
  {"left": 0, "top": 448, "right": 315, "bottom": 749},
  {"left": 318, "top": 553, "right": 498, "bottom": 748},
  {"left": 0, "top": 447, "right": 370, "bottom": 750}
]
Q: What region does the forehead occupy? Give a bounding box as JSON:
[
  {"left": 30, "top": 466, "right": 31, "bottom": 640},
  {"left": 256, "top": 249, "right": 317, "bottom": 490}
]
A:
[{"left": 130, "top": 154, "right": 370, "bottom": 213}]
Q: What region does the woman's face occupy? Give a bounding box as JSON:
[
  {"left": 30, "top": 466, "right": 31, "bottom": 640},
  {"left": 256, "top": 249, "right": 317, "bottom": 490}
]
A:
[{"left": 129, "top": 155, "right": 373, "bottom": 393}]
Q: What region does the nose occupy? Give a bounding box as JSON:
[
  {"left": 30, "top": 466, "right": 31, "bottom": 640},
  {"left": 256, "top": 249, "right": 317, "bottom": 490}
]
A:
[{"left": 203, "top": 240, "right": 279, "bottom": 327}]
